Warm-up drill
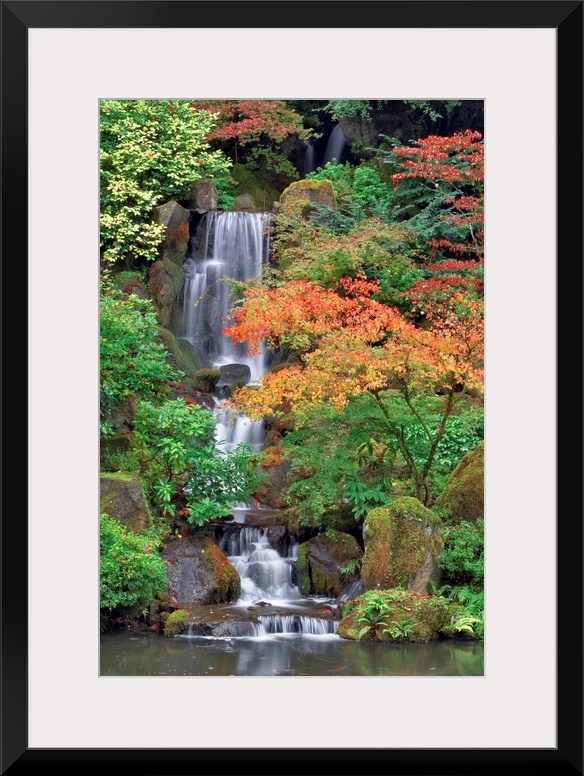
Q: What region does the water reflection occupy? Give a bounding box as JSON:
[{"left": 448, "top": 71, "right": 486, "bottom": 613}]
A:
[{"left": 100, "top": 632, "right": 484, "bottom": 677}]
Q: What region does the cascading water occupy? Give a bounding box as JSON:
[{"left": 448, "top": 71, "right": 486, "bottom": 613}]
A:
[
  {"left": 219, "top": 527, "right": 300, "bottom": 604},
  {"left": 180, "top": 209, "right": 342, "bottom": 638},
  {"left": 182, "top": 210, "right": 270, "bottom": 381},
  {"left": 181, "top": 210, "right": 270, "bottom": 453},
  {"left": 218, "top": 527, "right": 339, "bottom": 636},
  {"left": 321, "top": 123, "right": 346, "bottom": 166}
]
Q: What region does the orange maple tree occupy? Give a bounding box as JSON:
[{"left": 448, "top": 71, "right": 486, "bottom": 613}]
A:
[{"left": 224, "top": 275, "right": 483, "bottom": 504}]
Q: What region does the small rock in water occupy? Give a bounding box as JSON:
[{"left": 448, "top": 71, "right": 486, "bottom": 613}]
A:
[{"left": 254, "top": 600, "right": 272, "bottom": 607}]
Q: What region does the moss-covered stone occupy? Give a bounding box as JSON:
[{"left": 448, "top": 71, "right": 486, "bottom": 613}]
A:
[
  {"left": 182, "top": 180, "right": 218, "bottom": 211},
  {"left": 201, "top": 540, "right": 242, "bottom": 603},
  {"left": 280, "top": 179, "right": 336, "bottom": 214},
  {"left": 149, "top": 257, "right": 185, "bottom": 328},
  {"left": 164, "top": 609, "right": 188, "bottom": 636},
  {"left": 361, "top": 498, "right": 443, "bottom": 594},
  {"left": 436, "top": 441, "right": 484, "bottom": 524},
  {"left": 155, "top": 325, "right": 201, "bottom": 382},
  {"left": 162, "top": 533, "right": 241, "bottom": 604},
  {"left": 337, "top": 588, "right": 455, "bottom": 643},
  {"left": 193, "top": 368, "right": 221, "bottom": 392},
  {"left": 296, "top": 532, "right": 362, "bottom": 598},
  {"left": 100, "top": 473, "right": 151, "bottom": 534},
  {"left": 229, "top": 164, "right": 285, "bottom": 212}
]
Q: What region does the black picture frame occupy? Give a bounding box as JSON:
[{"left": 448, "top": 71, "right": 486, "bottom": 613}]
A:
[{"left": 2, "top": 1, "right": 582, "bottom": 773}]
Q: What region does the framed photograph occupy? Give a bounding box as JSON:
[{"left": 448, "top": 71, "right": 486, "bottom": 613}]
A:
[{"left": 4, "top": 0, "right": 582, "bottom": 773}]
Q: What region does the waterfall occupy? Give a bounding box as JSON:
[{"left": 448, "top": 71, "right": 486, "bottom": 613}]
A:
[
  {"left": 220, "top": 527, "right": 301, "bottom": 604},
  {"left": 321, "top": 123, "right": 346, "bottom": 166},
  {"left": 303, "top": 140, "right": 317, "bottom": 175},
  {"left": 181, "top": 210, "right": 270, "bottom": 455},
  {"left": 181, "top": 210, "right": 270, "bottom": 381}
]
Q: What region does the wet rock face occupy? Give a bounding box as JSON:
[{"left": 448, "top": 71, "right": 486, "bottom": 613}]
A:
[
  {"left": 218, "top": 363, "right": 251, "bottom": 389},
  {"left": 296, "top": 532, "right": 363, "bottom": 598},
  {"left": 100, "top": 473, "right": 150, "bottom": 534},
  {"left": 161, "top": 533, "right": 240, "bottom": 605}
]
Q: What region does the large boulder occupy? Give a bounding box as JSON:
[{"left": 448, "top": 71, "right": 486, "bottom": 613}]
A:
[
  {"left": 231, "top": 194, "right": 257, "bottom": 212},
  {"left": 154, "top": 201, "right": 191, "bottom": 266},
  {"left": 218, "top": 363, "right": 251, "bottom": 389},
  {"left": 161, "top": 533, "right": 241, "bottom": 605},
  {"left": 296, "top": 531, "right": 362, "bottom": 598},
  {"left": 100, "top": 473, "right": 150, "bottom": 535},
  {"left": 279, "top": 179, "right": 336, "bottom": 215},
  {"left": 182, "top": 179, "right": 218, "bottom": 212},
  {"left": 436, "top": 441, "right": 484, "bottom": 524},
  {"left": 361, "top": 498, "right": 443, "bottom": 594}
]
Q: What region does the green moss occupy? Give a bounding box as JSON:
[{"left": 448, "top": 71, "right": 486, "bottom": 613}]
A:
[
  {"left": 337, "top": 589, "right": 455, "bottom": 643},
  {"left": 164, "top": 609, "right": 188, "bottom": 636},
  {"left": 155, "top": 325, "right": 201, "bottom": 380},
  {"left": 295, "top": 531, "right": 362, "bottom": 597},
  {"left": 149, "top": 257, "right": 184, "bottom": 328},
  {"left": 100, "top": 471, "right": 137, "bottom": 484},
  {"left": 280, "top": 179, "right": 336, "bottom": 214},
  {"left": 362, "top": 498, "right": 443, "bottom": 591},
  {"left": 295, "top": 544, "right": 311, "bottom": 596},
  {"left": 436, "top": 441, "right": 484, "bottom": 523},
  {"left": 193, "top": 368, "right": 221, "bottom": 392},
  {"left": 200, "top": 537, "right": 241, "bottom": 603},
  {"left": 230, "top": 163, "right": 284, "bottom": 211}
]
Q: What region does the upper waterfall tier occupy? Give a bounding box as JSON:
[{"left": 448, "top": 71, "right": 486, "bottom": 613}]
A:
[{"left": 181, "top": 210, "right": 271, "bottom": 382}]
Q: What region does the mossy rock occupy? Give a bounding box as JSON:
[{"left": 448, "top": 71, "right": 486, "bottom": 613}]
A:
[
  {"left": 100, "top": 473, "right": 151, "bottom": 535},
  {"left": 155, "top": 326, "right": 201, "bottom": 380},
  {"left": 229, "top": 164, "right": 285, "bottom": 212},
  {"left": 296, "top": 532, "right": 362, "bottom": 598},
  {"left": 193, "top": 368, "right": 221, "bottom": 392},
  {"left": 149, "top": 257, "right": 185, "bottom": 328},
  {"left": 337, "top": 589, "right": 456, "bottom": 643},
  {"left": 164, "top": 609, "right": 188, "bottom": 636},
  {"left": 361, "top": 498, "right": 443, "bottom": 594},
  {"left": 154, "top": 201, "right": 191, "bottom": 266},
  {"left": 161, "top": 533, "right": 240, "bottom": 605},
  {"left": 280, "top": 179, "right": 336, "bottom": 214},
  {"left": 182, "top": 180, "right": 218, "bottom": 211},
  {"left": 436, "top": 441, "right": 484, "bottom": 524}
]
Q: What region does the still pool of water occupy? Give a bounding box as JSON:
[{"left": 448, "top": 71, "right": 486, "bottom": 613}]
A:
[{"left": 100, "top": 631, "right": 484, "bottom": 677}]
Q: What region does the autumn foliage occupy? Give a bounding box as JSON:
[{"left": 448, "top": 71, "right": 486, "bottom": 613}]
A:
[
  {"left": 225, "top": 275, "right": 483, "bottom": 421},
  {"left": 391, "top": 130, "right": 484, "bottom": 261}
]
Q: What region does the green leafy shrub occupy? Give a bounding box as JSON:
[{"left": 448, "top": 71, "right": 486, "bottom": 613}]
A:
[
  {"left": 431, "top": 583, "right": 484, "bottom": 638},
  {"left": 281, "top": 396, "right": 394, "bottom": 525},
  {"left": 100, "top": 99, "right": 231, "bottom": 266},
  {"left": 439, "top": 519, "right": 484, "bottom": 585},
  {"left": 133, "top": 398, "right": 264, "bottom": 526},
  {"left": 100, "top": 513, "right": 167, "bottom": 614},
  {"left": 100, "top": 276, "right": 184, "bottom": 436},
  {"left": 101, "top": 447, "right": 140, "bottom": 474}
]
